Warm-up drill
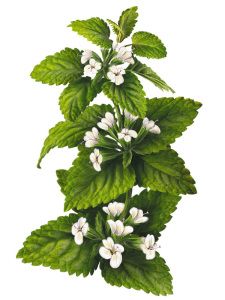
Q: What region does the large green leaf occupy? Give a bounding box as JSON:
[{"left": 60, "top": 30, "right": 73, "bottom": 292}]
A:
[
  {"left": 132, "top": 31, "right": 167, "bottom": 59},
  {"left": 118, "top": 6, "right": 138, "bottom": 41},
  {"left": 128, "top": 59, "right": 174, "bottom": 92},
  {"left": 101, "top": 252, "right": 173, "bottom": 295},
  {"left": 17, "top": 214, "right": 100, "bottom": 276},
  {"left": 31, "top": 48, "right": 83, "bottom": 85},
  {"left": 134, "top": 149, "right": 196, "bottom": 195},
  {"left": 63, "top": 151, "right": 135, "bottom": 211},
  {"left": 37, "top": 104, "right": 113, "bottom": 168},
  {"left": 134, "top": 97, "right": 202, "bottom": 155},
  {"left": 129, "top": 190, "right": 181, "bottom": 238},
  {"left": 59, "top": 77, "right": 103, "bottom": 121},
  {"left": 103, "top": 72, "right": 146, "bottom": 117},
  {"left": 69, "top": 18, "right": 112, "bottom": 48}
]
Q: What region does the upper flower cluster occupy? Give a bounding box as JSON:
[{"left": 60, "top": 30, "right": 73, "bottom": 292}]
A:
[
  {"left": 83, "top": 109, "right": 161, "bottom": 172},
  {"left": 81, "top": 42, "right": 135, "bottom": 86},
  {"left": 71, "top": 201, "right": 159, "bottom": 269}
]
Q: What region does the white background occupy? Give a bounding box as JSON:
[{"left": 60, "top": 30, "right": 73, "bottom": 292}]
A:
[{"left": 1, "top": 0, "right": 225, "bottom": 299}]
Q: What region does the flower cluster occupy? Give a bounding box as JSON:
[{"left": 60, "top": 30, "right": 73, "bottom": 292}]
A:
[
  {"left": 71, "top": 201, "right": 159, "bottom": 269},
  {"left": 82, "top": 110, "right": 161, "bottom": 172},
  {"left": 81, "top": 42, "right": 135, "bottom": 85}
]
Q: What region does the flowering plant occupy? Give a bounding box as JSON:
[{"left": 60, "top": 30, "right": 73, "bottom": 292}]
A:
[{"left": 17, "top": 6, "right": 201, "bottom": 295}]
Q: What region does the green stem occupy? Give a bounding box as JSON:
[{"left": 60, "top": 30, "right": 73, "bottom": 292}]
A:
[
  {"left": 114, "top": 104, "right": 123, "bottom": 130},
  {"left": 122, "top": 188, "right": 132, "bottom": 219}
]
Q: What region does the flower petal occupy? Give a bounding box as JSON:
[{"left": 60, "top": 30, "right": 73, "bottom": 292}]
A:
[
  {"left": 124, "top": 134, "right": 131, "bottom": 142},
  {"left": 74, "top": 231, "right": 83, "bottom": 245},
  {"left": 107, "top": 220, "right": 117, "bottom": 234},
  {"left": 129, "top": 207, "right": 138, "bottom": 219},
  {"left": 97, "top": 122, "right": 108, "bottom": 131},
  {"left": 102, "top": 207, "right": 110, "bottom": 215},
  {"left": 108, "top": 202, "right": 117, "bottom": 217},
  {"left": 128, "top": 130, "right": 138, "bottom": 138},
  {"left": 116, "top": 203, "right": 125, "bottom": 216},
  {"left": 90, "top": 152, "right": 96, "bottom": 163},
  {"left": 122, "top": 226, "right": 133, "bottom": 236},
  {"left": 145, "top": 234, "right": 155, "bottom": 248},
  {"left": 93, "top": 162, "right": 101, "bottom": 172},
  {"left": 81, "top": 223, "right": 89, "bottom": 235},
  {"left": 99, "top": 247, "right": 112, "bottom": 259},
  {"left": 110, "top": 252, "right": 122, "bottom": 268},
  {"left": 135, "top": 216, "right": 149, "bottom": 224},
  {"left": 71, "top": 224, "right": 78, "bottom": 236},
  {"left": 115, "top": 220, "right": 125, "bottom": 236},
  {"left": 150, "top": 125, "right": 161, "bottom": 134},
  {"left": 105, "top": 112, "right": 114, "bottom": 124},
  {"left": 77, "top": 217, "right": 86, "bottom": 228},
  {"left": 92, "top": 127, "right": 99, "bottom": 139},
  {"left": 103, "top": 237, "right": 114, "bottom": 250},
  {"left": 146, "top": 249, "right": 156, "bottom": 260},
  {"left": 115, "top": 75, "right": 124, "bottom": 86},
  {"left": 114, "top": 243, "right": 124, "bottom": 253},
  {"left": 85, "top": 140, "right": 96, "bottom": 148}
]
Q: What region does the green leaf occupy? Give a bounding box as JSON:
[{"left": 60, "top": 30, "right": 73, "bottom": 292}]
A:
[
  {"left": 31, "top": 48, "right": 83, "bottom": 85},
  {"left": 103, "top": 72, "right": 146, "bottom": 117},
  {"left": 37, "top": 104, "right": 113, "bottom": 168},
  {"left": 134, "top": 97, "right": 202, "bottom": 155},
  {"left": 69, "top": 18, "right": 112, "bottom": 48},
  {"left": 106, "top": 19, "right": 122, "bottom": 35},
  {"left": 129, "top": 190, "right": 181, "bottom": 238},
  {"left": 134, "top": 149, "right": 196, "bottom": 195},
  {"left": 63, "top": 151, "right": 135, "bottom": 210},
  {"left": 59, "top": 77, "right": 103, "bottom": 121},
  {"left": 132, "top": 31, "right": 167, "bottom": 59},
  {"left": 123, "top": 150, "right": 132, "bottom": 168},
  {"left": 101, "top": 252, "right": 173, "bottom": 295},
  {"left": 118, "top": 6, "right": 138, "bottom": 41},
  {"left": 128, "top": 59, "right": 174, "bottom": 92},
  {"left": 56, "top": 169, "right": 68, "bottom": 195},
  {"left": 17, "top": 214, "right": 100, "bottom": 276}
]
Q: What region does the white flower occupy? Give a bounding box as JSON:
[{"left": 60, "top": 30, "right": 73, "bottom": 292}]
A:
[
  {"left": 143, "top": 118, "right": 161, "bottom": 134},
  {"left": 107, "top": 220, "right": 133, "bottom": 236},
  {"left": 102, "top": 202, "right": 125, "bottom": 217},
  {"left": 118, "top": 128, "right": 138, "bottom": 142},
  {"left": 97, "top": 112, "right": 115, "bottom": 131},
  {"left": 84, "top": 58, "right": 101, "bottom": 78},
  {"left": 90, "top": 149, "right": 103, "bottom": 172},
  {"left": 116, "top": 46, "right": 134, "bottom": 64},
  {"left": 81, "top": 50, "right": 92, "bottom": 64},
  {"left": 124, "top": 109, "right": 138, "bottom": 122},
  {"left": 140, "top": 234, "right": 159, "bottom": 260},
  {"left": 71, "top": 217, "right": 89, "bottom": 245},
  {"left": 129, "top": 207, "right": 149, "bottom": 224},
  {"left": 99, "top": 237, "right": 124, "bottom": 268},
  {"left": 107, "top": 65, "right": 126, "bottom": 85},
  {"left": 84, "top": 127, "right": 99, "bottom": 148},
  {"left": 113, "top": 42, "right": 134, "bottom": 65}
]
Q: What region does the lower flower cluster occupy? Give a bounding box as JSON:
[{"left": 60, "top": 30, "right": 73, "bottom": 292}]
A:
[{"left": 71, "top": 201, "right": 159, "bottom": 269}]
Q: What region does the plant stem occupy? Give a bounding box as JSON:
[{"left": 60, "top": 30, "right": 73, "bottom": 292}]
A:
[
  {"left": 123, "top": 188, "right": 132, "bottom": 218},
  {"left": 114, "top": 104, "right": 123, "bottom": 129}
]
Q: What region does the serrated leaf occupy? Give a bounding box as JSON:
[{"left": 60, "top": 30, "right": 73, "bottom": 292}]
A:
[
  {"left": 129, "top": 189, "right": 181, "bottom": 238},
  {"left": 59, "top": 77, "right": 103, "bottom": 121},
  {"left": 37, "top": 104, "right": 113, "bottom": 167},
  {"left": 118, "top": 6, "right": 138, "bottom": 41},
  {"left": 128, "top": 58, "right": 174, "bottom": 92},
  {"left": 134, "top": 97, "right": 202, "bottom": 155},
  {"left": 56, "top": 169, "right": 68, "bottom": 195},
  {"left": 134, "top": 149, "right": 196, "bottom": 195},
  {"left": 31, "top": 48, "right": 83, "bottom": 85},
  {"left": 101, "top": 252, "right": 173, "bottom": 295},
  {"left": 103, "top": 72, "right": 146, "bottom": 117},
  {"left": 17, "top": 214, "right": 100, "bottom": 276},
  {"left": 107, "top": 19, "right": 122, "bottom": 35},
  {"left": 69, "top": 18, "right": 112, "bottom": 48},
  {"left": 132, "top": 31, "right": 167, "bottom": 59},
  {"left": 63, "top": 151, "right": 135, "bottom": 211}
]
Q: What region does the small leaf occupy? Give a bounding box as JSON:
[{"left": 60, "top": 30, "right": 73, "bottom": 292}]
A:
[
  {"left": 134, "top": 97, "right": 202, "bottom": 155},
  {"left": 107, "top": 19, "right": 122, "bottom": 35},
  {"left": 101, "top": 252, "right": 173, "bottom": 295},
  {"left": 134, "top": 149, "right": 196, "bottom": 195},
  {"left": 129, "top": 189, "right": 181, "bottom": 238},
  {"left": 69, "top": 18, "right": 112, "bottom": 48},
  {"left": 31, "top": 48, "right": 83, "bottom": 85},
  {"left": 17, "top": 214, "right": 100, "bottom": 276},
  {"left": 128, "top": 58, "right": 174, "bottom": 92},
  {"left": 123, "top": 150, "right": 132, "bottom": 168},
  {"left": 118, "top": 6, "right": 138, "bottom": 41},
  {"left": 103, "top": 72, "right": 146, "bottom": 117},
  {"left": 59, "top": 77, "right": 103, "bottom": 121},
  {"left": 37, "top": 104, "right": 113, "bottom": 167},
  {"left": 132, "top": 31, "right": 167, "bottom": 59},
  {"left": 63, "top": 151, "right": 135, "bottom": 210}
]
